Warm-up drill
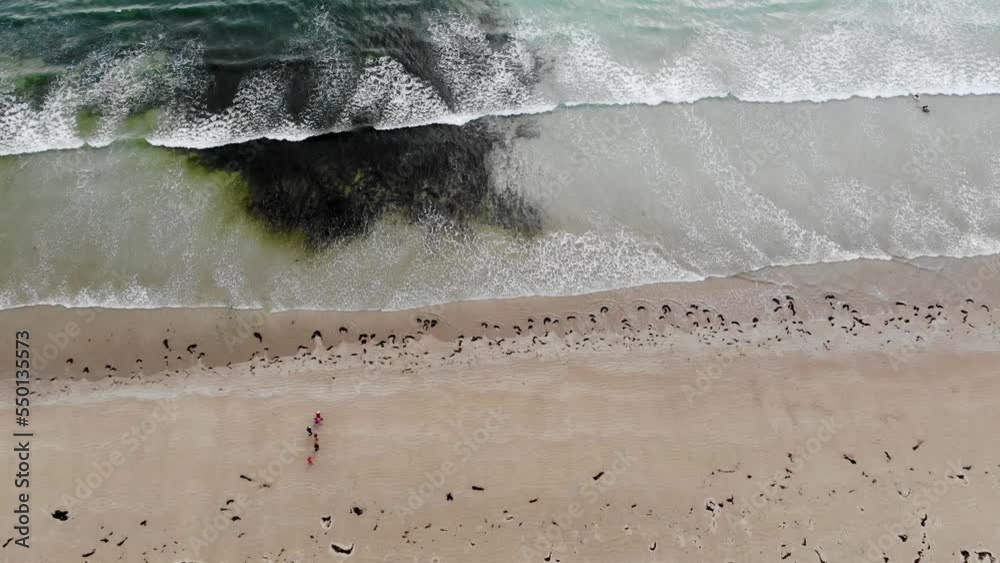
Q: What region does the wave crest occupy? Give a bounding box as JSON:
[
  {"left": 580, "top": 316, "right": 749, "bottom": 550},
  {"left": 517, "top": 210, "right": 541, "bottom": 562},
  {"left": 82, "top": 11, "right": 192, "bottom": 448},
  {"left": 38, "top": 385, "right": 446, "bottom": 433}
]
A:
[{"left": 4, "top": 1, "right": 1000, "bottom": 155}]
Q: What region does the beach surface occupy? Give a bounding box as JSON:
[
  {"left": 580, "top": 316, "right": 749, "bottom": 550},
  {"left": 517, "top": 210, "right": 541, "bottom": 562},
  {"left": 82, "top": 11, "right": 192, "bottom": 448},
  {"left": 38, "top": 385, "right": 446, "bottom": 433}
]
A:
[
  {"left": 2, "top": 256, "right": 1000, "bottom": 562},
  {"left": 4, "top": 1, "right": 1000, "bottom": 560}
]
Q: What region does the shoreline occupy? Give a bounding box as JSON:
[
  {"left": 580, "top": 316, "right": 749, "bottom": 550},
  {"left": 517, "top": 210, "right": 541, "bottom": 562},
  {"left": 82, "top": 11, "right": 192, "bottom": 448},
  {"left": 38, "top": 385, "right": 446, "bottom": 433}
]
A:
[
  {"left": 7, "top": 91, "right": 1000, "bottom": 314},
  {"left": 3, "top": 254, "right": 1000, "bottom": 381},
  {"left": 3, "top": 92, "right": 998, "bottom": 159}
]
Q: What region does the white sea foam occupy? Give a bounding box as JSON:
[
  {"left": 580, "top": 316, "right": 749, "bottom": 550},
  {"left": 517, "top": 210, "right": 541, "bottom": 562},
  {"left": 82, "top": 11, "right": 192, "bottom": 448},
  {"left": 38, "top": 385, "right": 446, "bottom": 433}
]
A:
[{"left": 2, "top": 4, "right": 1000, "bottom": 155}]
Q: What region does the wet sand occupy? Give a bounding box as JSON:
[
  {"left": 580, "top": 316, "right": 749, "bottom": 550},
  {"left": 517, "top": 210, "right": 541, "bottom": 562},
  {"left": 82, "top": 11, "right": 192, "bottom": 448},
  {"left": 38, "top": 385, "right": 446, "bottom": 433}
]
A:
[{"left": 1, "top": 255, "right": 999, "bottom": 562}]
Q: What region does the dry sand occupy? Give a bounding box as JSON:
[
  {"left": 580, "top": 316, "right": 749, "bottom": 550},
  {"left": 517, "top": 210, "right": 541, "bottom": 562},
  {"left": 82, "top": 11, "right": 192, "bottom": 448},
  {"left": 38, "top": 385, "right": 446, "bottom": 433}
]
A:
[{"left": 2, "top": 255, "right": 1000, "bottom": 563}]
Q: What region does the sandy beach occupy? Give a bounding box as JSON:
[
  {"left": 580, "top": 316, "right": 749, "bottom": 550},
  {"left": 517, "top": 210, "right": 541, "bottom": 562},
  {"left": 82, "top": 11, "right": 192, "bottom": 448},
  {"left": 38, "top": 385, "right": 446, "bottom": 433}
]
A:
[
  {"left": 1, "top": 255, "right": 999, "bottom": 562},
  {"left": 5, "top": 1, "right": 1000, "bottom": 560}
]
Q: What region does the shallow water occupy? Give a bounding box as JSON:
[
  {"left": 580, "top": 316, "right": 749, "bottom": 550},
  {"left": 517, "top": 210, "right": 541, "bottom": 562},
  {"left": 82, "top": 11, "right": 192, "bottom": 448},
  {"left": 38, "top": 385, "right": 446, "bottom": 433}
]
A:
[
  {"left": 2, "top": 94, "right": 998, "bottom": 310},
  {"left": 1, "top": 1, "right": 999, "bottom": 310}
]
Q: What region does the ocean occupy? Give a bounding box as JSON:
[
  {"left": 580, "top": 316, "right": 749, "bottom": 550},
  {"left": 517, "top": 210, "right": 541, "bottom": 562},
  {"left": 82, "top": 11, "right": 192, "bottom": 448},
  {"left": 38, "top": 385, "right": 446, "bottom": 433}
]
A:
[{"left": 1, "top": 0, "right": 999, "bottom": 310}]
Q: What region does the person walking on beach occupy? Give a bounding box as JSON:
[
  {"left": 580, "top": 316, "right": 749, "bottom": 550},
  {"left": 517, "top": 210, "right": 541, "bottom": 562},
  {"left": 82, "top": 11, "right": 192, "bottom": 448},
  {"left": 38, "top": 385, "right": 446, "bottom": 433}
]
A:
[
  {"left": 314, "top": 434, "right": 320, "bottom": 453},
  {"left": 306, "top": 426, "right": 312, "bottom": 437},
  {"left": 314, "top": 411, "right": 323, "bottom": 426},
  {"left": 307, "top": 456, "right": 314, "bottom": 465}
]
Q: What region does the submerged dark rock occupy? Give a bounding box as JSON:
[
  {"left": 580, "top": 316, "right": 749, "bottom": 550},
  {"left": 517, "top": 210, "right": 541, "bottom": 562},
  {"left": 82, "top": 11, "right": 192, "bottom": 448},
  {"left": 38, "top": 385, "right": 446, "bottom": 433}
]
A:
[{"left": 187, "top": 121, "right": 543, "bottom": 246}]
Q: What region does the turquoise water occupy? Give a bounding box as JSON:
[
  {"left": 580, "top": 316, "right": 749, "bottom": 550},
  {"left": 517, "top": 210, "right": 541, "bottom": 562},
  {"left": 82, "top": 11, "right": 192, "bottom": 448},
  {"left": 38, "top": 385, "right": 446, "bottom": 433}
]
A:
[
  {"left": 2, "top": 0, "right": 999, "bottom": 153},
  {"left": 1, "top": 1, "right": 1000, "bottom": 310}
]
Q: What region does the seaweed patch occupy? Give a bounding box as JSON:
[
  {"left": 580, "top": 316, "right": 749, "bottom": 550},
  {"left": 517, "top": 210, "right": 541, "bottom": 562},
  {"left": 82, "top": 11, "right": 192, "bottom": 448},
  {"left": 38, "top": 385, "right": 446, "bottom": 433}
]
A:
[{"left": 186, "top": 120, "right": 544, "bottom": 246}]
